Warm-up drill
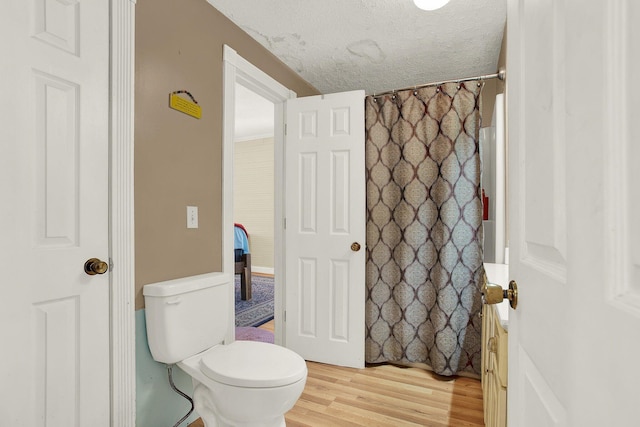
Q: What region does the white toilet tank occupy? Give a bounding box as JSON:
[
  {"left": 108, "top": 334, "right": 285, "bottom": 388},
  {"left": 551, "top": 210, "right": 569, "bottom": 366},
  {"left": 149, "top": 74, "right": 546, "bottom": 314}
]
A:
[{"left": 143, "top": 273, "right": 230, "bottom": 364}]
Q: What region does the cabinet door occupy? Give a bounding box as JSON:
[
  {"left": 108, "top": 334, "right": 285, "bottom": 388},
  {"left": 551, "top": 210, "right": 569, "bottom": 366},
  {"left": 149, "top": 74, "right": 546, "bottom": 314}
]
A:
[
  {"left": 483, "top": 304, "right": 508, "bottom": 427},
  {"left": 482, "top": 305, "right": 493, "bottom": 422}
]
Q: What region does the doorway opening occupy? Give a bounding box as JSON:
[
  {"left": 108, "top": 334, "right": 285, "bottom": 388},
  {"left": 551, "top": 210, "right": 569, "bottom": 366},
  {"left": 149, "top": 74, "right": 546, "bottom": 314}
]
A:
[{"left": 233, "top": 83, "right": 276, "bottom": 334}]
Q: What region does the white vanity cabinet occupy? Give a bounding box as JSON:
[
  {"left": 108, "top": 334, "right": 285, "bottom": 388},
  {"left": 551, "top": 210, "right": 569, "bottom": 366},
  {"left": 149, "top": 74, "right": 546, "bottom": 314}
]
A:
[{"left": 482, "top": 263, "right": 509, "bottom": 427}]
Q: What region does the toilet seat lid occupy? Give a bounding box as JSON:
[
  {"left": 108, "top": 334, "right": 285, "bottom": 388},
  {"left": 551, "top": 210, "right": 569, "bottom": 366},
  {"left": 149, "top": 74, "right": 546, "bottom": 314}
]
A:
[{"left": 199, "top": 341, "right": 307, "bottom": 388}]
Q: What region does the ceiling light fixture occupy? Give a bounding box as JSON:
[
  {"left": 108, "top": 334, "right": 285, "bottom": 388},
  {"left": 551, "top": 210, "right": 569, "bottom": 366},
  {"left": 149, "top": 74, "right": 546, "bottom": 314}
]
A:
[{"left": 413, "top": 0, "right": 450, "bottom": 11}]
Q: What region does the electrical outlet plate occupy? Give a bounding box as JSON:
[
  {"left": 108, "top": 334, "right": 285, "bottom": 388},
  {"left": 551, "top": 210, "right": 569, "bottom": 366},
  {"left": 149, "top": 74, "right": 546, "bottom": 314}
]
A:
[{"left": 187, "top": 206, "right": 198, "bottom": 228}]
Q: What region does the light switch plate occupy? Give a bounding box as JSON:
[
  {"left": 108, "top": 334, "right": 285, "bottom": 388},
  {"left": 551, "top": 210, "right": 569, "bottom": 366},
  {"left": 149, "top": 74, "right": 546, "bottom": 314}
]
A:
[{"left": 187, "top": 206, "right": 198, "bottom": 228}]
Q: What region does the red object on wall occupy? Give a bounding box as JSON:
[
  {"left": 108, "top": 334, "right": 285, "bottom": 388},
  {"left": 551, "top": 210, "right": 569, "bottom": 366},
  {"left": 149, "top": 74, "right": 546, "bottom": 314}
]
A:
[{"left": 482, "top": 189, "right": 489, "bottom": 220}]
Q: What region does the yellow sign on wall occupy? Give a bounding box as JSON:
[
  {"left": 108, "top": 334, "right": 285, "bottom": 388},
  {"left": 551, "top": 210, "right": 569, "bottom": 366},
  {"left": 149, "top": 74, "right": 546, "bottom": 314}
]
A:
[{"left": 169, "top": 91, "right": 202, "bottom": 119}]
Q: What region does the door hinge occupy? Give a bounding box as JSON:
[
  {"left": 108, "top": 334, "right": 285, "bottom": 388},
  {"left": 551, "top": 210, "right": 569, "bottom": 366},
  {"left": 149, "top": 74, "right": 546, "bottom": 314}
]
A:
[
  {"left": 283, "top": 218, "right": 287, "bottom": 229},
  {"left": 284, "top": 123, "right": 287, "bottom": 135},
  {"left": 284, "top": 310, "right": 286, "bottom": 322}
]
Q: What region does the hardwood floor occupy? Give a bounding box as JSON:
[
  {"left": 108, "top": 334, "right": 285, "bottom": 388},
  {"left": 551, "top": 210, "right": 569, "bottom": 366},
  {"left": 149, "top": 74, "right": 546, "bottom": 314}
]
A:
[{"left": 189, "top": 320, "right": 484, "bottom": 427}]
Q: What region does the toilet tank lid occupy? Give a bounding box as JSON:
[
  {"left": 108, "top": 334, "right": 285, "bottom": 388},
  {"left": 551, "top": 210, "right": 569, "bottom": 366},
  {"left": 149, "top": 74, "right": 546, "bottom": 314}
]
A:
[{"left": 143, "top": 272, "right": 229, "bottom": 297}]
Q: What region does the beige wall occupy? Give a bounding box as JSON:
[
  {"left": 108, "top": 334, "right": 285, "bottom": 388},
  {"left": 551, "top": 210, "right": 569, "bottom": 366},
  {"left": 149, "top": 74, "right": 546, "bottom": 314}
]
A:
[
  {"left": 233, "top": 138, "right": 275, "bottom": 270},
  {"left": 497, "top": 22, "right": 507, "bottom": 95},
  {"left": 135, "top": 0, "right": 319, "bottom": 309},
  {"left": 480, "top": 24, "right": 507, "bottom": 125},
  {"left": 481, "top": 79, "right": 497, "bottom": 126}
]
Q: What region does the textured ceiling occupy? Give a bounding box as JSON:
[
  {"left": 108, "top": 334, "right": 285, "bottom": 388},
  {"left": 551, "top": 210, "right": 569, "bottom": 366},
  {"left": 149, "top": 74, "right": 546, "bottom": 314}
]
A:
[{"left": 207, "top": 0, "right": 506, "bottom": 95}]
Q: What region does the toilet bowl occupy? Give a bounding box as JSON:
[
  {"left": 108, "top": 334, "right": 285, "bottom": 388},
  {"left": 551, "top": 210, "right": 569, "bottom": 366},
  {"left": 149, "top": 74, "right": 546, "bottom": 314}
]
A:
[
  {"left": 178, "top": 341, "right": 307, "bottom": 427},
  {"left": 143, "top": 273, "right": 307, "bottom": 427}
]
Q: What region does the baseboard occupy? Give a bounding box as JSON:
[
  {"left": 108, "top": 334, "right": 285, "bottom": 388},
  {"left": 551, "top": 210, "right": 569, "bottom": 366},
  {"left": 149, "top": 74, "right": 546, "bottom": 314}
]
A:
[{"left": 252, "top": 266, "right": 274, "bottom": 275}]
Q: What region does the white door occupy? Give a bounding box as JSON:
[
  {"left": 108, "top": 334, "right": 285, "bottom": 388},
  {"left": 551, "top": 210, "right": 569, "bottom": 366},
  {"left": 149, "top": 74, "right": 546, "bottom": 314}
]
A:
[
  {"left": 506, "top": 0, "right": 640, "bottom": 425},
  {"left": 285, "top": 90, "right": 366, "bottom": 368},
  {"left": 0, "top": 0, "right": 111, "bottom": 425}
]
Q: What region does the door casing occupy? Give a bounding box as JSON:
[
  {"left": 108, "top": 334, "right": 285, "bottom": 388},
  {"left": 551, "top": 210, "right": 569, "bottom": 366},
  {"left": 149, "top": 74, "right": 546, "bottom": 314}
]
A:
[
  {"left": 110, "top": 0, "right": 136, "bottom": 425},
  {"left": 222, "top": 45, "right": 297, "bottom": 345}
]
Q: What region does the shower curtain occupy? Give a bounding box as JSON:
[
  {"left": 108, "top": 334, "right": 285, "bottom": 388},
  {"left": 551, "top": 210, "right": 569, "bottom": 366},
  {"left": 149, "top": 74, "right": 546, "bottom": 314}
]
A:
[{"left": 365, "top": 82, "right": 485, "bottom": 377}]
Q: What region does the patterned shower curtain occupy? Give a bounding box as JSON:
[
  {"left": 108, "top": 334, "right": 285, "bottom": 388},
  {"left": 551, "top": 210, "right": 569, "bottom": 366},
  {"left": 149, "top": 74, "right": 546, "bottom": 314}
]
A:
[{"left": 365, "top": 82, "right": 485, "bottom": 377}]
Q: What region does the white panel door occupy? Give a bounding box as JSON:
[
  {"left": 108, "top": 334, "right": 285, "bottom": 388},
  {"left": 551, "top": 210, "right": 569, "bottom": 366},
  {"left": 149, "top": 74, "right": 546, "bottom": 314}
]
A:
[
  {"left": 507, "top": 0, "right": 640, "bottom": 425},
  {"left": 0, "top": 0, "right": 111, "bottom": 425},
  {"left": 285, "top": 90, "right": 365, "bottom": 368}
]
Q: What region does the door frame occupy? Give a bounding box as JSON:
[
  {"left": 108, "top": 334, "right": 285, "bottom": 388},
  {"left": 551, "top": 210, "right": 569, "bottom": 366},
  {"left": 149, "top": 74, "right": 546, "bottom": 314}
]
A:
[
  {"left": 222, "top": 45, "right": 297, "bottom": 345},
  {"left": 110, "top": 0, "right": 136, "bottom": 425}
]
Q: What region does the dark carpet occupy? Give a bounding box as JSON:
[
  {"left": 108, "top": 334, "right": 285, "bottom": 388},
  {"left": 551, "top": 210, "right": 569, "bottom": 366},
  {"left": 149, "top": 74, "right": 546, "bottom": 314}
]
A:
[{"left": 234, "top": 274, "right": 274, "bottom": 327}]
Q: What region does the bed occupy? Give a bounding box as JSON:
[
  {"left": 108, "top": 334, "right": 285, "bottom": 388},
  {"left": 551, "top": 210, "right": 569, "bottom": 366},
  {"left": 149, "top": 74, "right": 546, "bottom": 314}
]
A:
[{"left": 234, "top": 223, "right": 252, "bottom": 300}]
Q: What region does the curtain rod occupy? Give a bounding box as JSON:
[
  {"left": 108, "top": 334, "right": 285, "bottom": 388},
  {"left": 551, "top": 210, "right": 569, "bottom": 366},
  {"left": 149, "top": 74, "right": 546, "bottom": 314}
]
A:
[{"left": 372, "top": 68, "right": 506, "bottom": 98}]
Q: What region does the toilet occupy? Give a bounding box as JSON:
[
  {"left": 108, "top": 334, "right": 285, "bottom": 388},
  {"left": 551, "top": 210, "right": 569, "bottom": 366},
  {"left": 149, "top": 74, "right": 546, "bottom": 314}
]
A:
[{"left": 143, "top": 273, "right": 307, "bottom": 427}]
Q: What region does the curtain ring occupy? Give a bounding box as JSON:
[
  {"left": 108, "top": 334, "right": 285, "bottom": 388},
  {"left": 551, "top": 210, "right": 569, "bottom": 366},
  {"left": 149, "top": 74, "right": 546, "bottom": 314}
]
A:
[
  {"left": 436, "top": 87, "right": 441, "bottom": 93},
  {"left": 456, "top": 84, "right": 461, "bottom": 90}
]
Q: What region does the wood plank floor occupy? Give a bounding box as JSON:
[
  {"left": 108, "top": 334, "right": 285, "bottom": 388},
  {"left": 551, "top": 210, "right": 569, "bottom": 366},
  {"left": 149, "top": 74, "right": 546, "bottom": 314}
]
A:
[{"left": 189, "top": 320, "right": 484, "bottom": 427}]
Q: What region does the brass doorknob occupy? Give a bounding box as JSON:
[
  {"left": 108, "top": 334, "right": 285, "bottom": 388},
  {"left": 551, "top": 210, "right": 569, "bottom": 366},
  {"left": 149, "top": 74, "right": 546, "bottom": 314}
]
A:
[
  {"left": 482, "top": 280, "right": 518, "bottom": 309},
  {"left": 351, "top": 242, "right": 361, "bottom": 252},
  {"left": 84, "top": 258, "right": 109, "bottom": 275}
]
